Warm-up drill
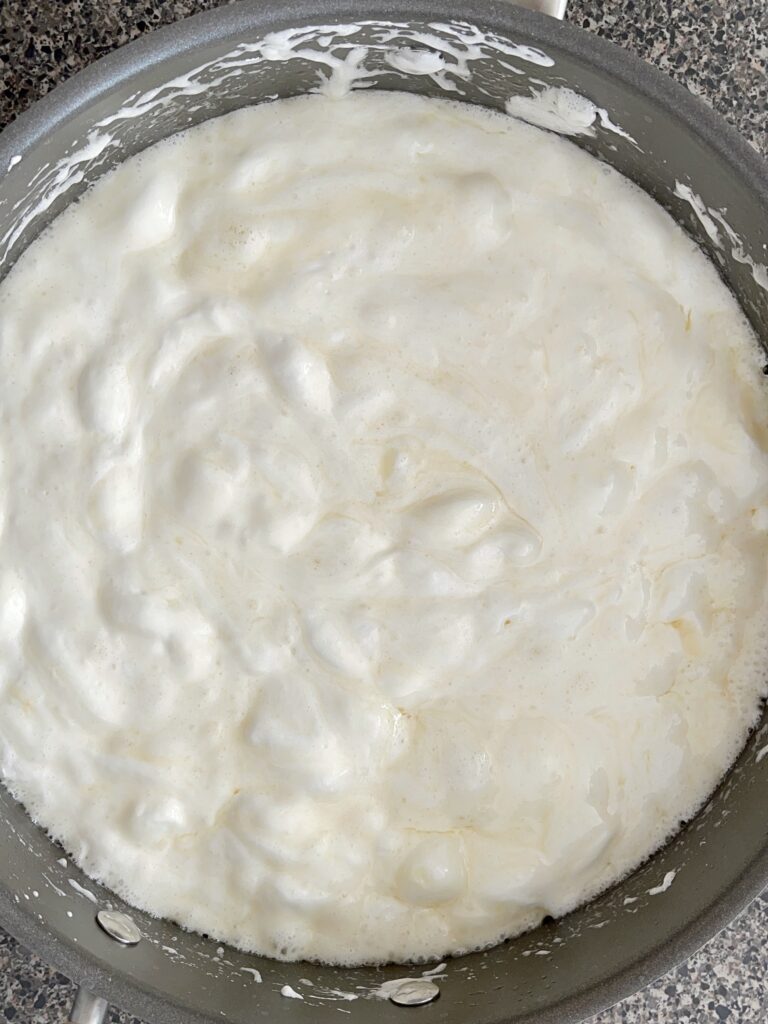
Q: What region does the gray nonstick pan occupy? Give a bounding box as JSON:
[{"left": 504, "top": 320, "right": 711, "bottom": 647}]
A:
[{"left": 0, "top": 1, "right": 766, "bottom": 1022}]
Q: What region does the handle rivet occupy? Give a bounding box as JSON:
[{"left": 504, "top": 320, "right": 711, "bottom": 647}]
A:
[
  {"left": 96, "top": 909, "right": 142, "bottom": 946},
  {"left": 389, "top": 979, "right": 440, "bottom": 1007}
]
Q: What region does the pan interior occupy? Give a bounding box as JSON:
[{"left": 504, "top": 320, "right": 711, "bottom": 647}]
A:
[{"left": 0, "top": 7, "right": 766, "bottom": 1024}]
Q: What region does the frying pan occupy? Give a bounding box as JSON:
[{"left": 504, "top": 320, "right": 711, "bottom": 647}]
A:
[{"left": 0, "top": 1, "right": 766, "bottom": 1022}]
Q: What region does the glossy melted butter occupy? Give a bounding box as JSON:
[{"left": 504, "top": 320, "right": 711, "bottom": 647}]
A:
[{"left": 1, "top": 92, "right": 768, "bottom": 965}]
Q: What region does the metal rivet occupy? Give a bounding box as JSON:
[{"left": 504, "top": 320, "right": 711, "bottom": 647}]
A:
[
  {"left": 95, "top": 909, "right": 141, "bottom": 946},
  {"left": 388, "top": 979, "right": 440, "bottom": 1007}
]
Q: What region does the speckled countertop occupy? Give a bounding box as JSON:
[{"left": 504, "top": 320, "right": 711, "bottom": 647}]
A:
[{"left": 0, "top": 1, "right": 767, "bottom": 1022}]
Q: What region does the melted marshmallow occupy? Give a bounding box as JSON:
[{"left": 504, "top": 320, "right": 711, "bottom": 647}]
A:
[{"left": 1, "top": 92, "right": 768, "bottom": 965}]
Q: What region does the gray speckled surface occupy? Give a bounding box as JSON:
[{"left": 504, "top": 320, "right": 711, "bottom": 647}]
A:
[{"left": 0, "top": 1, "right": 766, "bottom": 1022}]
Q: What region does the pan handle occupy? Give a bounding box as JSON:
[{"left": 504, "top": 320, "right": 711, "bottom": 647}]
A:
[
  {"left": 67, "top": 987, "right": 108, "bottom": 1024},
  {"left": 513, "top": 0, "right": 567, "bottom": 17}
]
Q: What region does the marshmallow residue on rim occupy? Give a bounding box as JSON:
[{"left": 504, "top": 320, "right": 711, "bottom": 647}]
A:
[
  {"left": 506, "top": 85, "right": 637, "bottom": 143},
  {"left": 674, "top": 180, "right": 768, "bottom": 293},
  {"left": 1, "top": 91, "right": 768, "bottom": 966}
]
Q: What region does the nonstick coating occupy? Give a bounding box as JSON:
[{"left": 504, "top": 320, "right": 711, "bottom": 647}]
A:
[{"left": 0, "top": 2, "right": 766, "bottom": 1022}]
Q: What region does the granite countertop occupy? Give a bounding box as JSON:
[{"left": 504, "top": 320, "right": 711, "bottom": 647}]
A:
[{"left": 0, "top": 1, "right": 766, "bottom": 1022}]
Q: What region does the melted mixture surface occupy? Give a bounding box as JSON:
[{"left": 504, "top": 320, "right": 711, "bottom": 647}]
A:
[{"left": 1, "top": 93, "right": 767, "bottom": 964}]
